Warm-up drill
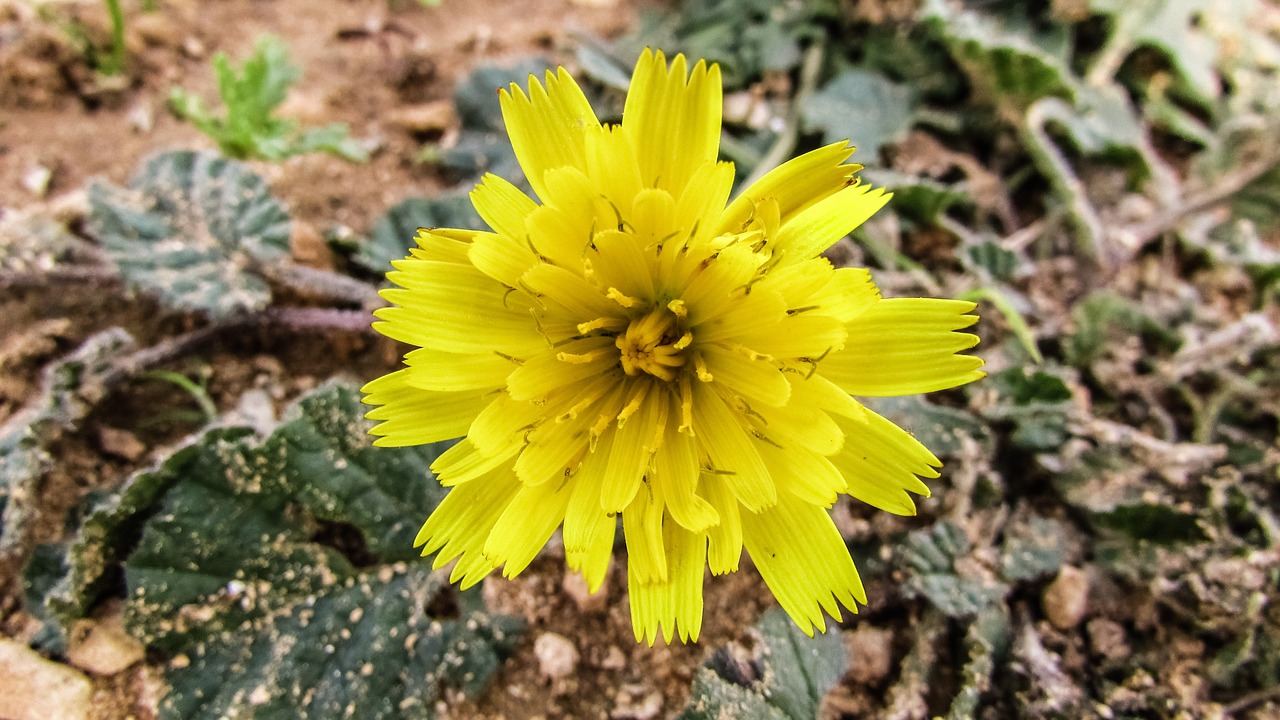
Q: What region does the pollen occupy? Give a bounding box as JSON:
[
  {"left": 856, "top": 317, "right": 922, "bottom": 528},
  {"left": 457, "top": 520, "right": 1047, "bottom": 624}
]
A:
[{"left": 616, "top": 307, "right": 688, "bottom": 381}]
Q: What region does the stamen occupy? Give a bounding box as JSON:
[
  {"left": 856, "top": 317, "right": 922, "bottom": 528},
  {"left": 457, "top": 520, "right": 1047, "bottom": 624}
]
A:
[{"left": 607, "top": 288, "right": 642, "bottom": 308}]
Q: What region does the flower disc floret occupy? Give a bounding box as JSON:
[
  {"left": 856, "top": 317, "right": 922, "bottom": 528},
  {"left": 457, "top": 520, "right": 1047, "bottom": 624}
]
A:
[{"left": 363, "top": 49, "right": 985, "bottom": 644}]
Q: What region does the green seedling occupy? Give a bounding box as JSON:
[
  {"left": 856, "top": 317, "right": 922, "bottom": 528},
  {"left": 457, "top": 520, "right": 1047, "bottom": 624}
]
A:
[{"left": 169, "top": 36, "right": 369, "bottom": 162}]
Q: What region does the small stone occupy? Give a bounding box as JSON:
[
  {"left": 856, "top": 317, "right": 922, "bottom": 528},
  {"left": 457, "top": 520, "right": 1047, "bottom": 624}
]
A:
[
  {"left": 846, "top": 625, "right": 894, "bottom": 685},
  {"left": 66, "top": 612, "right": 145, "bottom": 676},
  {"left": 388, "top": 100, "right": 456, "bottom": 134},
  {"left": 599, "top": 645, "right": 626, "bottom": 671},
  {"left": 127, "top": 100, "right": 155, "bottom": 133},
  {"left": 21, "top": 165, "right": 52, "bottom": 197},
  {"left": 0, "top": 638, "right": 93, "bottom": 720},
  {"left": 611, "top": 683, "right": 663, "bottom": 720},
  {"left": 562, "top": 570, "right": 607, "bottom": 613},
  {"left": 98, "top": 426, "right": 147, "bottom": 462},
  {"left": 534, "top": 632, "right": 579, "bottom": 680},
  {"left": 290, "top": 220, "right": 334, "bottom": 270},
  {"left": 1043, "top": 564, "right": 1090, "bottom": 630},
  {"left": 1087, "top": 618, "right": 1131, "bottom": 662}
]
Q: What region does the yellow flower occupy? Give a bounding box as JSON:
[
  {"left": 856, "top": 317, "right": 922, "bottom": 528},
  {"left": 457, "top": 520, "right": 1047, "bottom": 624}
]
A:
[{"left": 363, "top": 49, "right": 984, "bottom": 644}]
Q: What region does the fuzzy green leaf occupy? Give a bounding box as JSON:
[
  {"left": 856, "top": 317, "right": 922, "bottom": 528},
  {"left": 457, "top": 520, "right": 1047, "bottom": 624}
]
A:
[
  {"left": 900, "top": 522, "right": 1007, "bottom": 617},
  {"left": 88, "top": 151, "right": 291, "bottom": 318},
  {"left": 678, "top": 608, "right": 849, "bottom": 720},
  {"left": 803, "top": 69, "right": 916, "bottom": 160}
]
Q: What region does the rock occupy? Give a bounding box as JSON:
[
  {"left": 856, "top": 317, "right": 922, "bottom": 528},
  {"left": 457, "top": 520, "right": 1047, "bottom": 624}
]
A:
[
  {"left": 599, "top": 645, "right": 626, "bottom": 671},
  {"left": 1043, "top": 565, "right": 1090, "bottom": 630},
  {"left": 534, "top": 632, "right": 579, "bottom": 680},
  {"left": 388, "top": 100, "right": 456, "bottom": 135},
  {"left": 0, "top": 638, "right": 93, "bottom": 720},
  {"left": 562, "top": 569, "right": 607, "bottom": 613},
  {"left": 1087, "top": 618, "right": 1131, "bottom": 662},
  {"left": 846, "top": 625, "right": 894, "bottom": 685},
  {"left": 611, "top": 683, "right": 662, "bottom": 720},
  {"left": 98, "top": 426, "right": 147, "bottom": 462},
  {"left": 290, "top": 220, "right": 334, "bottom": 270},
  {"left": 67, "top": 612, "right": 145, "bottom": 676},
  {"left": 21, "top": 165, "right": 52, "bottom": 197}
]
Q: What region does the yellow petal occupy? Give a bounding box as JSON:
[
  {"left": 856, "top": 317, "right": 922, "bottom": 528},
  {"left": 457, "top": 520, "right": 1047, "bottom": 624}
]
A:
[
  {"left": 691, "top": 381, "right": 776, "bottom": 512},
  {"left": 430, "top": 438, "right": 519, "bottom": 486},
  {"left": 831, "top": 409, "right": 938, "bottom": 516},
  {"left": 702, "top": 475, "right": 741, "bottom": 574},
  {"left": 622, "top": 49, "right": 722, "bottom": 197},
  {"left": 823, "top": 298, "right": 985, "bottom": 396},
  {"left": 470, "top": 172, "right": 537, "bottom": 240},
  {"left": 653, "top": 429, "right": 719, "bottom": 533},
  {"left": 499, "top": 68, "right": 601, "bottom": 201},
  {"left": 362, "top": 370, "right": 488, "bottom": 447},
  {"left": 629, "top": 521, "right": 706, "bottom": 645},
  {"left": 414, "top": 466, "right": 521, "bottom": 589},
  {"left": 404, "top": 347, "right": 518, "bottom": 392},
  {"left": 772, "top": 183, "right": 891, "bottom": 264},
  {"left": 757, "top": 443, "right": 848, "bottom": 507},
  {"left": 718, "top": 141, "right": 861, "bottom": 235},
  {"left": 484, "top": 476, "right": 575, "bottom": 577},
  {"left": 623, "top": 482, "right": 667, "bottom": 583},
  {"left": 700, "top": 343, "right": 790, "bottom": 407},
  {"left": 506, "top": 338, "right": 618, "bottom": 402},
  {"left": 585, "top": 124, "right": 645, "bottom": 213},
  {"left": 563, "top": 439, "right": 617, "bottom": 591},
  {"left": 741, "top": 492, "right": 865, "bottom": 636},
  {"left": 466, "top": 391, "right": 543, "bottom": 457}
]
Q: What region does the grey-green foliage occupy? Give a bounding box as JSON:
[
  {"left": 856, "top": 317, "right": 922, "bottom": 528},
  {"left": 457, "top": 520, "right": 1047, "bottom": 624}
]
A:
[
  {"left": 900, "top": 521, "right": 1006, "bottom": 618},
  {"left": 859, "top": 168, "right": 970, "bottom": 227},
  {"left": 1, "top": 329, "right": 133, "bottom": 556},
  {"left": 169, "top": 35, "right": 368, "bottom": 162},
  {"left": 981, "top": 367, "right": 1074, "bottom": 451},
  {"left": 32, "top": 381, "right": 519, "bottom": 719},
  {"left": 920, "top": 0, "right": 1073, "bottom": 113},
  {"left": 1000, "top": 514, "right": 1070, "bottom": 582},
  {"left": 437, "top": 59, "right": 554, "bottom": 186},
  {"left": 864, "top": 395, "right": 994, "bottom": 459},
  {"left": 803, "top": 69, "right": 916, "bottom": 161},
  {"left": 1064, "top": 290, "right": 1181, "bottom": 366},
  {"left": 679, "top": 608, "right": 849, "bottom": 720},
  {"left": 945, "top": 604, "right": 1012, "bottom": 720},
  {"left": 672, "top": 0, "right": 835, "bottom": 88},
  {"left": 353, "top": 195, "right": 485, "bottom": 275},
  {"left": 1089, "top": 0, "right": 1220, "bottom": 107},
  {"left": 88, "top": 150, "right": 291, "bottom": 318}
]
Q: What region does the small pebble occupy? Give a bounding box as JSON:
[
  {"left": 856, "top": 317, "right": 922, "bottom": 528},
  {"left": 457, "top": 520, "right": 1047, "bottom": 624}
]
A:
[
  {"left": 534, "top": 632, "right": 578, "bottom": 680},
  {"left": 0, "top": 638, "right": 93, "bottom": 720},
  {"left": 67, "top": 612, "right": 145, "bottom": 676},
  {"left": 98, "top": 427, "right": 147, "bottom": 462},
  {"left": 562, "top": 570, "right": 607, "bottom": 613},
  {"left": 1043, "top": 564, "right": 1090, "bottom": 629},
  {"left": 611, "top": 683, "right": 662, "bottom": 720}
]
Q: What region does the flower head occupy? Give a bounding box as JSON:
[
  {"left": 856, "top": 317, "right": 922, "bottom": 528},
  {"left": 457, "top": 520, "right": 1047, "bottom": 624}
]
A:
[{"left": 364, "top": 50, "right": 984, "bottom": 644}]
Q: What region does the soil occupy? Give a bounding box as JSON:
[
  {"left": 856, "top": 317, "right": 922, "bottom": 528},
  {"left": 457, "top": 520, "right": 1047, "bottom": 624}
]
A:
[{"left": 0, "top": 1, "right": 790, "bottom": 718}]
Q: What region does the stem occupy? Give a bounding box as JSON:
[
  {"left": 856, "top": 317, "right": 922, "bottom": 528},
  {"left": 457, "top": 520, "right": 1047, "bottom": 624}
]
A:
[
  {"left": 103, "top": 0, "right": 127, "bottom": 76},
  {"left": 1129, "top": 150, "right": 1280, "bottom": 245},
  {"left": 739, "top": 39, "right": 826, "bottom": 190},
  {"left": 262, "top": 263, "right": 384, "bottom": 309},
  {"left": 1021, "top": 97, "right": 1105, "bottom": 259}
]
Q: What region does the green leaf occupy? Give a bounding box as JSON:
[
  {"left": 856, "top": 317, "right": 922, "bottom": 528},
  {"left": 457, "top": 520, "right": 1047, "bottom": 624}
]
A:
[
  {"left": 678, "top": 608, "right": 849, "bottom": 720},
  {"left": 981, "top": 367, "right": 1073, "bottom": 450},
  {"left": 33, "top": 381, "right": 521, "bottom": 718},
  {"left": 2, "top": 330, "right": 133, "bottom": 561},
  {"left": 964, "top": 241, "right": 1021, "bottom": 282},
  {"left": 1000, "top": 514, "right": 1070, "bottom": 582},
  {"left": 1092, "top": 504, "right": 1207, "bottom": 545},
  {"left": 1089, "top": 0, "right": 1220, "bottom": 106},
  {"left": 670, "top": 0, "right": 826, "bottom": 88},
  {"left": 802, "top": 69, "right": 916, "bottom": 160},
  {"left": 353, "top": 195, "right": 485, "bottom": 275},
  {"left": 169, "top": 36, "right": 364, "bottom": 162},
  {"left": 859, "top": 168, "right": 970, "bottom": 226},
  {"left": 1064, "top": 290, "right": 1181, "bottom": 366},
  {"left": 945, "top": 604, "right": 1012, "bottom": 720},
  {"left": 900, "top": 522, "right": 1006, "bottom": 617},
  {"left": 921, "top": 0, "right": 1074, "bottom": 112},
  {"left": 88, "top": 150, "right": 291, "bottom": 318}
]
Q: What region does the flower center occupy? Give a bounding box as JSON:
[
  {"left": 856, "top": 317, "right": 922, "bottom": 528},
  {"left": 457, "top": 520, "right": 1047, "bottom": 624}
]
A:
[{"left": 615, "top": 307, "right": 690, "bottom": 382}]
